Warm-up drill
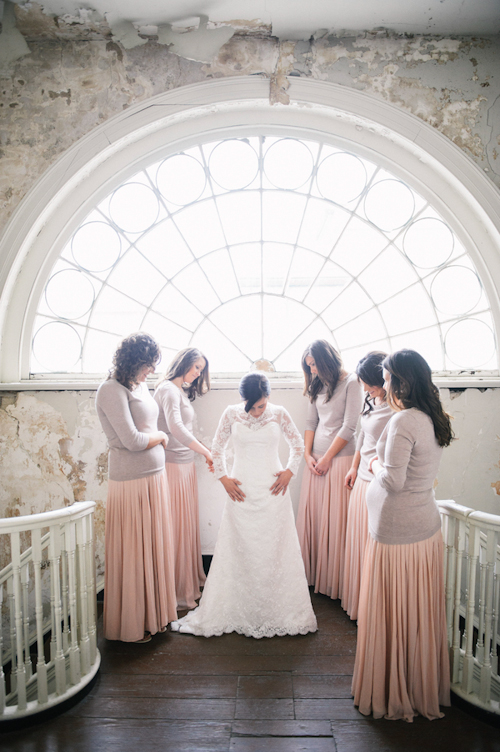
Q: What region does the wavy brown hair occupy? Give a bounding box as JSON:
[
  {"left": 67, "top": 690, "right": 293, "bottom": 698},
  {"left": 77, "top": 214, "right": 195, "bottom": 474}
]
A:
[
  {"left": 159, "top": 347, "right": 210, "bottom": 402},
  {"left": 302, "top": 340, "right": 346, "bottom": 403},
  {"left": 356, "top": 351, "right": 387, "bottom": 415},
  {"left": 109, "top": 332, "right": 161, "bottom": 391},
  {"left": 383, "top": 349, "right": 453, "bottom": 447}
]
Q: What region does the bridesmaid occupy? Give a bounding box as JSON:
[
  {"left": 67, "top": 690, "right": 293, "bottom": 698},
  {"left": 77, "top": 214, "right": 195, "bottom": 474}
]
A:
[
  {"left": 352, "top": 349, "right": 452, "bottom": 721},
  {"left": 154, "top": 348, "right": 212, "bottom": 610},
  {"left": 296, "top": 340, "right": 363, "bottom": 600},
  {"left": 341, "top": 351, "right": 392, "bottom": 620},
  {"left": 96, "top": 332, "right": 177, "bottom": 643}
]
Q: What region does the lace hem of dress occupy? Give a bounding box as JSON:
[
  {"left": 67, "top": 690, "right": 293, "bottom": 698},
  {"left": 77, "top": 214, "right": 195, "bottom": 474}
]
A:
[{"left": 183, "top": 622, "right": 318, "bottom": 639}]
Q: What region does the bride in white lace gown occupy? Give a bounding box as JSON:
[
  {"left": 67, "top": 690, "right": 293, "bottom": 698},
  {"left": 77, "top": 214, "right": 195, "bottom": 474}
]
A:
[{"left": 170, "top": 373, "right": 317, "bottom": 638}]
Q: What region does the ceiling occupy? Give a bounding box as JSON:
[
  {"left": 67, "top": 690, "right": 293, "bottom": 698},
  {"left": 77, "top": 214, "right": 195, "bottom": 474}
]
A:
[{"left": 6, "top": 0, "right": 500, "bottom": 44}]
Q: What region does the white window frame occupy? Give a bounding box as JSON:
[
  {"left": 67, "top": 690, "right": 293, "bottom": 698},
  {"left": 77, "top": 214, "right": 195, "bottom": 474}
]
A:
[{"left": 1, "top": 77, "right": 499, "bottom": 389}]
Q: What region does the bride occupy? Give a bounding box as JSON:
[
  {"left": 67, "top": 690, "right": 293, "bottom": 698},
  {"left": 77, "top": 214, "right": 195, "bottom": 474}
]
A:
[{"left": 170, "top": 372, "right": 318, "bottom": 638}]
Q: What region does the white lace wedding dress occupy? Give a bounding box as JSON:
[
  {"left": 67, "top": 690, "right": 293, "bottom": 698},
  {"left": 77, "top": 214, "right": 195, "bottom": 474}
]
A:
[{"left": 170, "top": 403, "right": 318, "bottom": 638}]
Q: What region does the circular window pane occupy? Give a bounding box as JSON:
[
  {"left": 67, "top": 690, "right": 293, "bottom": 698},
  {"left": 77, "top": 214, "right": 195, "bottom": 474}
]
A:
[
  {"left": 156, "top": 154, "right": 206, "bottom": 205},
  {"left": 72, "top": 221, "right": 122, "bottom": 272},
  {"left": 33, "top": 322, "right": 82, "bottom": 371},
  {"left": 45, "top": 270, "right": 95, "bottom": 320},
  {"left": 316, "top": 152, "right": 367, "bottom": 204},
  {"left": 209, "top": 140, "right": 259, "bottom": 190},
  {"left": 264, "top": 138, "right": 314, "bottom": 189},
  {"left": 431, "top": 266, "right": 482, "bottom": 315},
  {"left": 364, "top": 179, "right": 415, "bottom": 231},
  {"left": 445, "top": 318, "right": 495, "bottom": 368},
  {"left": 109, "top": 183, "right": 159, "bottom": 233},
  {"left": 403, "top": 218, "right": 454, "bottom": 269}
]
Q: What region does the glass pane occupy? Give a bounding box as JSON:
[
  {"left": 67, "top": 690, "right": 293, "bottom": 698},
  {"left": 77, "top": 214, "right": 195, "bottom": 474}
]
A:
[
  {"left": 273, "top": 319, "right": 333, "bottom": 372},
  {"left": 174, "top": 264, "right": 220, "bottom": 314},
  {"left": 262, "top": 192, "right": 307, "bottom": 244},
  {"left": 136, "top": 220, "right": 193, "bottom": 279},
  {"left": 431, "top": 266, "right": 482, "bottom": 315},
  {"left": 156, "top": 154, "right": 206, "bottom": 206},
  {"left": 391, "top": 327, "right": 444, "bottom": 371},
  {"left": 330, "top": 217, "right": 388, "bottom": 275},
  {"left": 209, "top": 139, "right": 259, "bottom": 190},
  {"left": 263, "top": 243, "right": 294, "bottom": 295},
  {"left": 263, "top": 296, "right": 315, "bottom": 362},
  {"left": 358, "top": 247, "right": 418, "bottom": 304},
  {"left": 174, "top": 199, "right": 226, "bottom": 257},
  {"left": 230, "top": 243, "right": 262, "bottom": 295},
  {"left": 141, "top": 311, "right": 191, "bottom": 350},
  {"left": 191, "top": 319, "right": 251, "bottom": 372},
  {"left": 321, "top": 281, "right": 372, "bottom": 330},
  {"left": 298, "top": 199, "right": 350, "bottom": 256},
  {"left": 82, "top": 329, "right": 122, "bottom": 373},
  {"left": 264, "top": 138, "right": 314, "bottom": 189},
  {"left": 445, "top": 318, "right": 496, "bottom": 369},
  {"left": 316, "top": 152, "right": 367, "bottom": 205},
  {"left": 341, "top": 340, "right": 391, "bottom": 372},
  {"left": 45, "top": 270, "right": 95, "bottom": 320},
  {"left": 303, "top": 260, "right": 351, "bottom": 313},
  {"left": 364, "top": 179, "right": 415, "bottom": 231},
  {"left": 106, "top": 251, "right": 166, "bottom": 307},
  {"left": 403, "top": 218, "right": 454, "bottom": 268},
  {"left": 334, "top": 309, "right": 387, "bottom": 351},
  {"left": 109, "top": 182, "right": 159, "bottom": 233},
  {"left": 88, "top": 286, "right": 146, "bottom": 334},
  {"left": 216, "top": 191, "right": 261, "bottom": 246},
  {"left": 378, "top": 283, "right": 436, "bottom": 336},
  {"left": 151, "top": 284, "right": 203, "bottom": 331},
  {"left": 72, "top": 221, "right": 122, "bottom": 272},
  {"left": 285, "top": 249, "right": 325, "bottom": 302},
  {"left": 199, "top": 250, "right": 240, "bottom": 302},
  {"left": 210, "top": 296, "right": 262, "bottom": 362},
  {"left": 33, "top": 321, "right": 82, "bottom": 372}
]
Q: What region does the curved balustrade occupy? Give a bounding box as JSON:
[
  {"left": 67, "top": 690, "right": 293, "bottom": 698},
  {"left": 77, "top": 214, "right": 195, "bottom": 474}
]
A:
[
  {"left": 439, "top": 500, "right": 500, "bottom": 715},
  {"left": 0, "top": 502, "right": 100, "bottom": 721}
]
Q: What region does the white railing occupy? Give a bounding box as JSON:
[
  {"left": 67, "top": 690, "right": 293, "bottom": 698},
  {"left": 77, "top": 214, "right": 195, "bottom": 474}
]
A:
[
  {"left": 438, "top": 499, "right": 500, "bottom": 715},
  {"left": 0, "top": 502, "right": 100, "bottom": 720}
]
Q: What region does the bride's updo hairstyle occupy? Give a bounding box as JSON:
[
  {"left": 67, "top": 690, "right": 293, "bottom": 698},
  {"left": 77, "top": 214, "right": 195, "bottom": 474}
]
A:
[{"left": 239, "top": 372, "right": 271, "bottom": 413}]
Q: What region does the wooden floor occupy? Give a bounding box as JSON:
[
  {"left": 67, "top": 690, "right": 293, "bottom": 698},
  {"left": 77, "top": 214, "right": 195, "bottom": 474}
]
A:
[{"left": 2, "top": 593, "right": 500, "bottom": 751}]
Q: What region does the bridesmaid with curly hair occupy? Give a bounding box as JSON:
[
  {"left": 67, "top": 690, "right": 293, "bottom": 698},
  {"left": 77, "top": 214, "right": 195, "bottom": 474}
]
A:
[
  {"left": 96, "top": 333, "right": 176, "bottom": 643},
  {"left": 296, "top": 340, "right": 363, "bottom": 600}
]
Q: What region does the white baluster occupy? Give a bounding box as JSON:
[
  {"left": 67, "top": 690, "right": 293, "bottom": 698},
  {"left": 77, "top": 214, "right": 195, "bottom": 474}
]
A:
[
  {"left": 65, "top": 519, "right": 81, "bottom": 686},
  {"left": 8, "top": 577, "right": 16, "bottom": 694},
  {"left": 479, "top": 529, "right": 496, "bottom": 703},
  {"left": 21, "top": 563, "right": 32, "bottom": 681},
  {"left": 61, "top": 542, "right": 70, "bottom": 653},
  {"left": 76, "top": 518, "right": 90, "bottom": 676},
  {"left": 462, "top": 525, "right": 480, "bottom": 694},
  {"left": 85, "top": 513, "right": 97, "bottom": 664},
  {"left": 11, "top": 532, "right": 27, "bottom": 711},
  {"left": 0, "top": 584, "right": 6, "bottom": 714},
  {"left": 32, "top": 528, "right": 48, "bottom": 705},
  {"left": 492, "top": 554, "right": 499, "bottom": 677},
  {"left": 48, "top": 523, "right": 66, "bottom": 696},
  {"left": 451, "top": 515, "right": 467, "bottom": 684}
]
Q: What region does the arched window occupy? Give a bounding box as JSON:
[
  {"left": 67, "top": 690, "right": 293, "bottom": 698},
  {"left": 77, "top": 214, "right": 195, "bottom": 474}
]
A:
[{"left": 32, "top": 135, "right": 495, "bottom": 375}]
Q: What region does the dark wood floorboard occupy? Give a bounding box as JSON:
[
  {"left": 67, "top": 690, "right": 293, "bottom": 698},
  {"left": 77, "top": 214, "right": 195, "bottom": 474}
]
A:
[{"left": 1, "top": 592, "right": 499, "bottom": 752}]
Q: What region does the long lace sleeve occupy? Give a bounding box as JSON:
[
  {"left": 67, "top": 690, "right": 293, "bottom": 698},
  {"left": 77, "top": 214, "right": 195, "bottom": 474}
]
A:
[
  {"left": 277, "top": 407, "right": 305, "bottom": 476},
  {"left": 211, "top": 406, "right": 235, "bottom": 479}
]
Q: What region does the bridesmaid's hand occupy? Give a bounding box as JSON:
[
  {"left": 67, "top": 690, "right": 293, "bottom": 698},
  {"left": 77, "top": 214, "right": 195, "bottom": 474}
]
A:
[
  {"left": 345, "top": 467, "right": 357, "bottom": 489},
  {"left": 315, "top": 456, "right": 331, "bottom": 475},
  {"left": 220, "top": 475, "right": 245, "bottom": 502},
  {"left": 305, "top": 454, "right": 321, "bottom": 476},
  {"left": 205, "top": 452, "right": 214, "bottom": 473},
  {"left": 270, "top": 469, "right": 293, "bottom": 496}
]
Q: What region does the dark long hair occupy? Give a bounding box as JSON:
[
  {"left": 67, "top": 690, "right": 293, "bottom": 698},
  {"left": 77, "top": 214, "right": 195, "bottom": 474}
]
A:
[
  {"left": 383, "top": 349, "right": 453, "bottom": 447},
  {"left": 160, "top": 347, "right": 210, "bottom": 401},
  {"left": 109, "top": 332, "right": 161, "bottom": 391},
  {"left": 356, "top": 351, "right": 387, "bottom": 415},
  {"left": 239, "top": 372, "right": 271, "bottom": 413},
  {"left": 302, "top": 340, "right": 346, "bottom": 403}
]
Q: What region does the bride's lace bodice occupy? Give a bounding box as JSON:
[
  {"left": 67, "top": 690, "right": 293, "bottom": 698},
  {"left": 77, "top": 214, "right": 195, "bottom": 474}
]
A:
[{"left": 211, "top": 403, "right": 304, "bottom": 479}]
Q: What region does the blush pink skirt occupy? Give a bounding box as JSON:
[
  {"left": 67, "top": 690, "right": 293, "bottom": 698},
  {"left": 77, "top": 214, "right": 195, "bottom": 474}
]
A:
[
  {"left": 341, "top": 477, "right": 370, "bottom": 620},
  {"left": 104, "top": 469, "right": 177, "bottom": 642},
  {"left": 296, "top": 454, "right": 353, "bottom": 600},
  {"left": 165, "top": 461, "right": 206, "bottom": 610},
  {"left": 352, "top": 529, "right": 451, "bottom": 721}
]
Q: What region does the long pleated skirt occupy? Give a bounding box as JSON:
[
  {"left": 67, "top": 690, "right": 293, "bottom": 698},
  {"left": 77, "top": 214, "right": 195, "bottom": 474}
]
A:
[
  {"left": 296, "top": 454, "right": 353, "bottom": 600},
  {"left": 341, "top": 477, "right": 370, "bottom": 620},
  {"left": 352, "top": 529, "right": 451, "bottom": 722},
  {"left": 104, "top": 469, "right": 177, "bottom": 642},
  {"left": 165, "top": 461, "right": 206, "bottom": 610}
]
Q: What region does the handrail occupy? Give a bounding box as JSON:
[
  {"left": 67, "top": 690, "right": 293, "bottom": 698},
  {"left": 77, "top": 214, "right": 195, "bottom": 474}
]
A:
[{"left": 0, "top": 501, "right": 100, "bottom": 720}]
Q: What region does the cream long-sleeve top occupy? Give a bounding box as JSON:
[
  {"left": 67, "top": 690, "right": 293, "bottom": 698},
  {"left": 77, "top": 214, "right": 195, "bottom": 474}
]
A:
[
  {"left": 95, "top": 378, "right": 165, "bottom": 482},
  {"left": 154, "top": 380, "right": 196, "bottom": 464},
  {"left": 356, "top": 401, "right": 393, "bottom": 482},
  {"left": 305, "top": 373, "right": 363, "bottom": 458},
  {"left": 366, "top": 407, "right": 443, "bottom": 545},
  {"left": 211, "top": 403, "right": 305, "bottom": 480}
]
